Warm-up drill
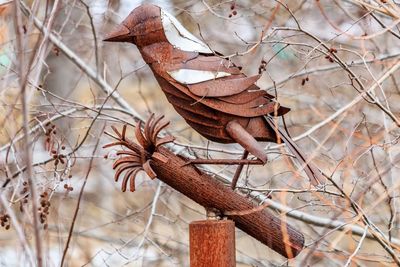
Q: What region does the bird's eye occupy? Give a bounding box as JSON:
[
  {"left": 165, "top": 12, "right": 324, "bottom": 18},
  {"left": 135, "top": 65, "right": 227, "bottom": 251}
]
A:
[{"left": 132, "top": 22, "right": 148, "bottom": 36}]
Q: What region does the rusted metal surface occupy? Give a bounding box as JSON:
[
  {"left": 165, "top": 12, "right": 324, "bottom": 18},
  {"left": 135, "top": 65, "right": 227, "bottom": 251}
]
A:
[
  {"left": 225, "top": 120, "right": 268, "bottom": 163},
  {"left": 190, "top": 220, "right": 235, "bottom": 267},
  {"left": 103, "top": 114, "right": 174, "bottom": 192},
  {"left": 103, "top": 122, "right": 304, "bottom": 258},
  {"left": 230, "top": 150, "right": 249, "bottom": 190},
  {"left": 103, "top": 4, "right": 323, "bottom": 186}
]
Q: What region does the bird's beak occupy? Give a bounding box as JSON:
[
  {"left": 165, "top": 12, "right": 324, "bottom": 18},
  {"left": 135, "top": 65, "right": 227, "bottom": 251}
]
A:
[{"left": 103, "top": 24, "right": 131, "bottom": 42}]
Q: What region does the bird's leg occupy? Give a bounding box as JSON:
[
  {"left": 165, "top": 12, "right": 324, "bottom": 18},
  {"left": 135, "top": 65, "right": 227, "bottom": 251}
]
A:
[
  {"left": 225, "top": 120, "right": 268, "bottom": 164},
  {"left": 184, "top": 121, "right": 267, "bottom": 175},
  {"left": 230, "top": 150, "right": 249, "bottom": 190}
]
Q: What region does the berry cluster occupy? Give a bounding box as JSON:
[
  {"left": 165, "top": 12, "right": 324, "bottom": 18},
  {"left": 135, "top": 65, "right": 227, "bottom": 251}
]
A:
[
  {"left": 38, "top": 192, "right": 50, "bottom": 230},
  {"left": 44, "top": 122, "right": 69, "bottom": 167},
  {"left": 51, "top": 145, "right": 67, "bottom": 167},
  {"left": 325, "top": 47, "right": 338, "bottom": 63},
  {"left": 301, "top": 77, "right": 309, "bottom": 86},
  {"left": 19, "top": 181, "right": 29, "bottom": 212},
  {"left": 44, "top": 122, "right": 57, "bottom": 151},
  {"left": 228, "top": 2, "right": 238, "bottom": 18},
  {"left": 0, "top": 214, "right": 10, "bottom": 230},
  {"left": 63, "top": 183, "right": 73, "bottom": 192},
  {"left": 258, "top": 59, "right": 267, "bottom": 74},
  {"left": 53, "top": 47, "right": 60, "bottom": 56}
]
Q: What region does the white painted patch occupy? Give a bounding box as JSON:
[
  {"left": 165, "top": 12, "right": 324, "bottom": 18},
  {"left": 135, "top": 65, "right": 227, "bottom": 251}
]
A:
[
  {"left": 161, "top": 9, "right": 213, "bottom": 54},
  {"left": 168, "top": 69, "right": 231, "bottom": 84}
]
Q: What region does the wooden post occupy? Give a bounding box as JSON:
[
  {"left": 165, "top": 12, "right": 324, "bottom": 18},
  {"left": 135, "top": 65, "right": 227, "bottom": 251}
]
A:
[{"left": 190, "top": 220, "right": 235, "bottom": 267}]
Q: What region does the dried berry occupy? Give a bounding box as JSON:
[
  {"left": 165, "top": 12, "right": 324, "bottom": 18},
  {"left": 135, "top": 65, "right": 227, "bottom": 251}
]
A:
[
  {"left": 37, "top": 191, "right": 51, "bottom": 227},
  {"left": 0, "top": 214, "right": 11, "bottom": 230},
  {"left": 53, "top": 47, "right": 60, "bottom": 56}
]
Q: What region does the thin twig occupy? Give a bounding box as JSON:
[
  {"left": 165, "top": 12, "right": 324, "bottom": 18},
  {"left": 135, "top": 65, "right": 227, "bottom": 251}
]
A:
[
  {"left": 60, "top": 124, "right": 105, "bottom": 266},
  {"left": 131, "top": 181, "right": 163, "bottom": 261},
  {"left": 0, "top": 193, "right": 35, "bottom": 266},
  {"left": 13, "top": 1, "right": 43, "bottom": 266},
  {"left": 343, "top": 225, "right": 369, "bottom": 267},
  {"left": 19, "top": 0, "right": 142, "bottom": 120}
]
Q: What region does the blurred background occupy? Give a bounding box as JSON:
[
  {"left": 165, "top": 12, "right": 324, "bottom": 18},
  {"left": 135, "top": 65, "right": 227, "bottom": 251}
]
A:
[{"left": 1, "top": 0, "right": 400, "bottom": 266}]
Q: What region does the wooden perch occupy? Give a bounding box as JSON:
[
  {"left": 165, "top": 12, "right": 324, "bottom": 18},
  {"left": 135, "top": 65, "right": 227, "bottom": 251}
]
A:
[
  {"left": 103, "top": 117, "right": 304, "bottom": 259},
  {"left": 149, "top": 145, "right": 304, "bottom": 258}
]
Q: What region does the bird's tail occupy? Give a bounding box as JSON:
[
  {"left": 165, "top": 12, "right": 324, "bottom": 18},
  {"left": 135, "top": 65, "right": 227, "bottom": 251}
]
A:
[{"left": 265, "top": 116, "right": 323, "bottom": 187}]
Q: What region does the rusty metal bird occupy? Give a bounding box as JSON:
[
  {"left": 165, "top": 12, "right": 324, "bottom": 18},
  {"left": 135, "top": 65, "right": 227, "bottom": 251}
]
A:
[{"left": 104, "top": 4, "right": 322, "bottom": 188}]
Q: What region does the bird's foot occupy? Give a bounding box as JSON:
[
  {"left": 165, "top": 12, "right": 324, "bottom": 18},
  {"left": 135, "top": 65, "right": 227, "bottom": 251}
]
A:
[{"left": 183, "top": 158, "right": 263, "bottom": 166}]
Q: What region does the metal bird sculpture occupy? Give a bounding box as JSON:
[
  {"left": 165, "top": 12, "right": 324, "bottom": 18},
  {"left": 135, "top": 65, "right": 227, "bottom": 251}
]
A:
[{"left": 104, "top": 4, "right": 322, "bottom": 188}]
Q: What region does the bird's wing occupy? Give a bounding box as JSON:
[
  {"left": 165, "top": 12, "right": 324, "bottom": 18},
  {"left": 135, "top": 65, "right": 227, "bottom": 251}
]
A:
[
  {"left": 170, "top": 55, "right": 254, "bottom": 97},
  {"left": 151, "top": 55, "right": 288, "bottom": 117},
  {"left": 187, "top": 74, "right": 262, "bottom": 97}
]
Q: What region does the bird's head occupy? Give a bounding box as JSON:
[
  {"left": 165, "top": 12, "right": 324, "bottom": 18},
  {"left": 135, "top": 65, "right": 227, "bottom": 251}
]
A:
[
  {"left": 103, "top": 4, "right": 164, "bottom": 47},
  {"left": 104, "top": 4, "right": 213, "bottom": 53}
]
